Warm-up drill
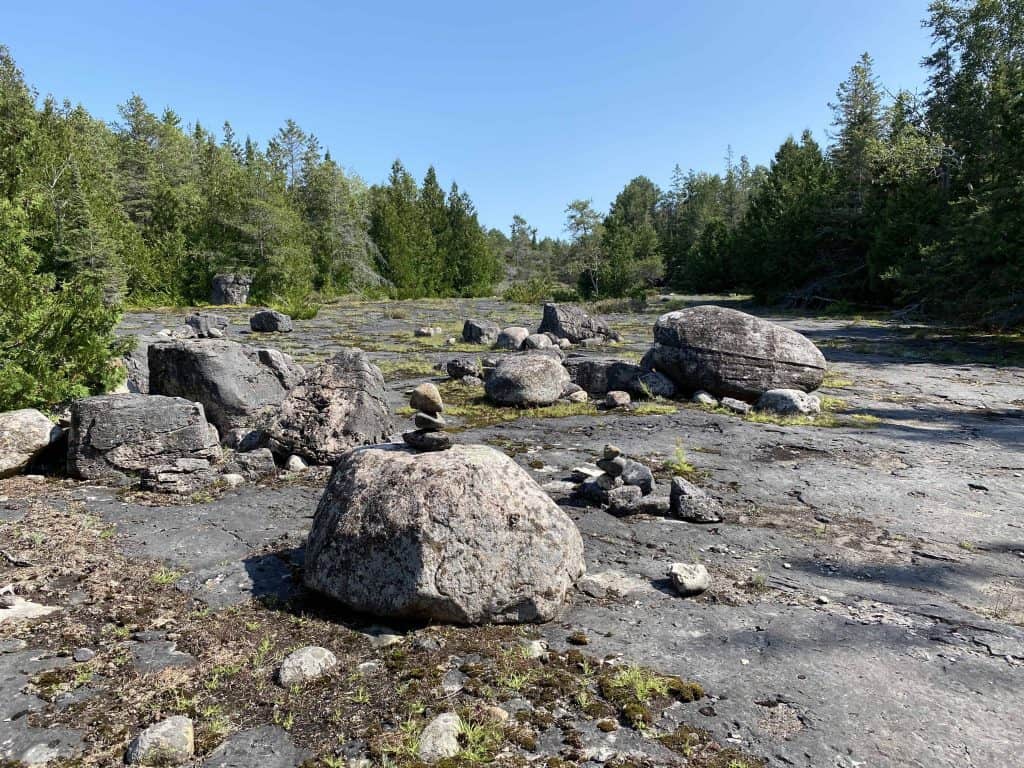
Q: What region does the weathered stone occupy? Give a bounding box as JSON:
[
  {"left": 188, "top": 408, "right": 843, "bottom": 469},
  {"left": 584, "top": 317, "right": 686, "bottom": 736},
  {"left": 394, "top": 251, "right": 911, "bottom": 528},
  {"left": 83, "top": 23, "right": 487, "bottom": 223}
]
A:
[
  {"left": 564, "top": 357, "right": 641, "bottom": 396},
  {"left": 445, "top": 357, "right": 481, "bottom": 380},
  {"left": 669, "top": 477, "right": 723, "bottom": 523},
  {"left": 261, "top": 350, "right": 393, "bottom": 465},
  {"left": 140, "top": 458, "right": 217, "bottom": 494},
  {"left": 285, "top": 455, "right": 308, "bottom": 473},
  {"left": 410, "top": 383, "right": 444, "bottom": 415},
  {"left": 250, "top": 309, "right": 294, "bottom": 333},
  {"left": 605, "top": 391, "right": 631, "bottom": 409},
  {"left": 224, "top": 448, "right": 277, "bottom": 480},
  {"left": 460, "top": 375, "right": 484, "bottom": 387},
  {"left": 197, "top": 726, "right": 308, "bottom": 768},
  {"left": 485, "top": 354, "right": 570, "bottom": 406},
  {"left": 669, "top": 563, "right": 710, "bottom": 596},
  {"left": 414, "top": 412, "right": 446, "bottom": 430},
  {"left": 462, "top": 319, "right": 500, "bottom": 344},
  {"left": 620, "top": 459, "right": 654, "bottom": 495},
  {"left": 418, "top": 713, "right": 461, "bottom": 763},
  {"left": 304, "top": 444, "right": 586, "bottom": 624},
  {"left": 170, "top": 324, "right": 197, "bottom": 340},
  {"left": 148, "top": 340, "right": 302, "bottom": 435},
  {"left": 210, "top": 274, "right": 251, "bottom": 305},
  {"left": 185, "top": 313, "right": 228, "bottom": 338},
  {"left": 756, "top": 388, "right": 822, "bottom": 416},
  {"left": 222, "top": 473, "right": 245, "bottom": 487},
  {"left": 126, "top": 716, "right": 194, "bottom": 766},
  {"left": 257, "top": 348, "right": 306, "bottom": 390},
  {"left": 496, "top": 327, "right": 529, "bottom": 350},
  {"left": 0, "top": 409, "right": 59, "bottom": 479},
  {"left": 415, "top": 326, "right": 443, "bottom": 337},
  {"left": 596, "top": 456, "right": 626, "bottom": 477},
  {"left": 603, "top": 444, "right": 622, "bottom": 460},
  {"left": 648, "top": 305, "right": 826, "bottom": 399},
  {"left": 523, "top": 333, "right": 553, "bottom": 350},
  {"left": 721, "top": 397, "right": 752, "bottom": 415},
  {"left": 122, "top": 335, "right": 168, "bottom": 394},
  {"left": 607, "top": 484, "right": 643, "bottom": 515},
  {"left": 692, "top": 390, "right": 718, "bottom": 407},
  {"left": 635, "top": 494, "right": 671, "bottom": 516},
  {"left": 402, "top": 430, "right": 452, "bottom": 451},
  {"left": 277, "top": 646, "right": 338, "bottom": 686},
  {"left": 567, "top": 390, "right": 588, "bottom": 403},
  {"left": 538, "top": 303, "right": 618, "bottom": 343},
  {"left": 67, "top": 394, "right": 220, "bottom": 486}
]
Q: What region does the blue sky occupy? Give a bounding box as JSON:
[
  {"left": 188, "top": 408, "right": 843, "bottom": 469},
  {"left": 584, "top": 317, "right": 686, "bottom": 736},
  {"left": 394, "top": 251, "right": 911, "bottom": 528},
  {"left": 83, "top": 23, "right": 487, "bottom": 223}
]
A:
[{"left": 5, "top": 1, "right": 933, "bottom": 237}]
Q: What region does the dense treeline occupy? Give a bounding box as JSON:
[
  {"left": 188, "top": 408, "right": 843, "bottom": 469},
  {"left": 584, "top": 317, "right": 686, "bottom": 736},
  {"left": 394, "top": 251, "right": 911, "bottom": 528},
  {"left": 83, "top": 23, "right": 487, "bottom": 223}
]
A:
[{"left": 558, "top": 0, "right": 1022, "bottom": 326}]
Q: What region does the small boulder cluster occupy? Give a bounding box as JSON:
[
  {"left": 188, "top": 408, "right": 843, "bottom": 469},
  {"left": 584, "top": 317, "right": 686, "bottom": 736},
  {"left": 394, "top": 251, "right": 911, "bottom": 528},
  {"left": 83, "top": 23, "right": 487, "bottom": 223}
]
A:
[
  {"left": 402, "top": 383, "right": 451, "bottom": 452},
  {"left": 460, "top": 302, "right": 621, "bottom": 352}
]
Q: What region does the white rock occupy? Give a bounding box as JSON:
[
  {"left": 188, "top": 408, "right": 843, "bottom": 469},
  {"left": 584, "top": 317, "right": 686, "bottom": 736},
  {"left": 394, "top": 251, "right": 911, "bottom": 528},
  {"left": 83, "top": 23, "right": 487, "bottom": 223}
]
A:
[
  {"left": 125, "top": 716, "right": 194, "bottom": 766},
  {"left": 222, "top": 473, "right": 245, "bottom": 488},
  {"left": 285, "top": 454, "right": 308, "bottom": 472},
  {"left": 669, "top": 563, "right": 710, "bottom": 596},
  {"left": 277, "top": 645, "right": 338, "bottom": 686},
  {"left": 0, "top": 409, "right": 60, "bottom": 478},
  {"left": 691, "top": 390, "right": 718, "bottom": 407},
  {"left": 418, "top": 712, "right": 462, "bottom": 762}
]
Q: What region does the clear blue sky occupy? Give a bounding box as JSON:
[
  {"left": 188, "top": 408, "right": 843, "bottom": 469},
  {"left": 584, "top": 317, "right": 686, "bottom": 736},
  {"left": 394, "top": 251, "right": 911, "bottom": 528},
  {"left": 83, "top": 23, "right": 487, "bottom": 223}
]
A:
[{"left": 5, "top": 0, "right": 933, "bottom": 238}]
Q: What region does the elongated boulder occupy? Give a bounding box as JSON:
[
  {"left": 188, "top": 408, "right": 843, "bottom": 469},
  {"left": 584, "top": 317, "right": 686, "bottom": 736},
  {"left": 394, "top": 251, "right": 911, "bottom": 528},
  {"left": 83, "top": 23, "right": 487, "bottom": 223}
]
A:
[
  {"left": 262, "top": 349, "right": 393, "bottom": 464},
  {"left": 538, "top": 303, "right": 618, "bottom": 343},
  {"left": 67, "top": 394, "right": 221, "bottom": 486},
  {"left": 485, "top": 354, "right": 570, "bottom": 406},
  {"left": 148, "top": 339, "right": 303, "bottom": 435},
  {"left": 0, "top": 409, "right": 60, "bottom": 478},
  {"left": 305, "top": 444, "right": 586, "bottom": 624},
  {"left": 647, "top": 305, "right": 826, "bottom": 400}
]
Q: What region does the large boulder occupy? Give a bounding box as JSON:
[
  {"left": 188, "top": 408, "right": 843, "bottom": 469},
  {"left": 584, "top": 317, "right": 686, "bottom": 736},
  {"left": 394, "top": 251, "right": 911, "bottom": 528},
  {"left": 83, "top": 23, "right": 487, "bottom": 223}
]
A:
[
  {"left": 304, "top": 444, "right": 585, "bottom": 624},
  {"left": 67, "top": 394, "right": 221, "bottom": 486},
  {"left": 148, "top": 339, "right": 303, "bottom": 435},
  {"left": 538, "top": 303, "right": 618, "bottom": 344},
  {"left": 484, "top": 354, "right": 570, "bottom": 406},
  {"left": 122, "top": 335, "right": 169, "bottom": 394},
  {"left": 261, "top": 349, "right": 393, "bottom": 465},
  {"left": 647, "top": 306, "right": 826, "bottom": 400},
  {"left": 564, "top": 357, "right": 676, "bottom": 399},
  {"left": 250, "top": 309, "right": 294, "bottom": 333},
  {"left": 462, "top": 319, "right": 500, "bottom": 345},
  {"left": 210, "top": 274, "right": 252, "bottom": 305},
  {"left": 0, "top": 409, "right": 60, "bottom": 478}
]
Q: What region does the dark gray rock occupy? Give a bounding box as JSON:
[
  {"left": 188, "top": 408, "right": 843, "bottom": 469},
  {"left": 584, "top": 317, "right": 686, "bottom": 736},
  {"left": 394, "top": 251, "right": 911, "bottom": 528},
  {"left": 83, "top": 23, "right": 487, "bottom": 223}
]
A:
[
  {"left": 669, "top": 477, "right": 723, "bottom": 523},
  {"left": 607, "top": 484, "right": 643, "bottom": 515},
  {"left": 564, "top": 357, "right": 670, "bottom": 399},
  {"left": 445, "top": 357, "right": 481, "bottom": 380},
  {"left": 462, "top": 319, "right": 500, "bottom": 344},
  {"left": 185, "top": 313, "right": 229, "bottom": 338},
  {"left": 250, "top": 309, "right": 294, "bottom": 333},
  {"left": 148, "top": 340, "right": 303, "bottom": 435},
  {"left": 67, "top": 394, "right": 221, "bottom": 486},
  {"left": 224, "top": 448, "right": 277, "bottom": 480},
  {"left": 402, "top": 429, "right": 452, "bottom": 451},
  {"left": 485, "top": 354, "right": 570, "bottom": 406},
  {"left": 495, "top": 327, "right": 528, "bottom": 350},
  {"left": 721, "top": 396, "right": 752, "bottom": 415},
  {"left": 210, "top": 274, "right": 252, "bottom": 305},
  {"left": 304, "top": 444, "right": 585, "bottom": 624},
  {"left": 122, "top": 335, "right": 169, "bottom": 394},
  {"left": 538, "top": 303, "right": 618, "bottom": 343},
  {"left": 262, "top": 349, "right": 393, "bottom": 465},
  {"left": 596, "top": 456, "right": 626, "bottom": 477},
  {"left": 620, "top": 459, "right": 654, "bottom": 495},
  {"left": 198, "top": 725, "right": 309, "bottom": 768},
  {"left": 648, "top": 305, "right": 826, "bottom": 399}
]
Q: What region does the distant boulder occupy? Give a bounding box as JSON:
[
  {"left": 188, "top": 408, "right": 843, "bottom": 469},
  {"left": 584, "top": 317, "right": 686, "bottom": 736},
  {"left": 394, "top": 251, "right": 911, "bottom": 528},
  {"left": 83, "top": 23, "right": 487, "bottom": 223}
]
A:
[
  {"left": 647, "top": 305, "right": 826, "bottom": 400},
  {"left": 185, "top": 312, "right": 229, "bottom": 338},
  {"left": 462, "top": 319, "right": 500, "bottom": 345},
  {"left": 485, "top": 354, "right": 570, "bottom": 406},
  {"left": 210, "top": 274, "right": 252, "bottom": 305},
  {"left": 538, "top": 303, "right": 619, "bottom": 344},
  {"left": 495, "top": 327, "right": 529, "bottom": 350},
  {"left": 250, "top": 309, "right": 294, "bottom": 333}
]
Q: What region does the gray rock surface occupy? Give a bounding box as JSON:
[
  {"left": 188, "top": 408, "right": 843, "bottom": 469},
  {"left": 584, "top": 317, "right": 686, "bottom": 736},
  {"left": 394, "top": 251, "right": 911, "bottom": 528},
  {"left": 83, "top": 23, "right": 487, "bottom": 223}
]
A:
[
  {"left": 185, "top": 312, "right": 229, "bottom": 338},
  {"left": 126, "top": 716, "right": 194, "bottom": 765},
  {"left": 67, "top": 394, "right": 221, "bottom": 485},
  {"left": 485, "top": 354, "right": 570, "bottom": 406},
  {"left": 721, "top": 396, "right": 752, "bottom": 414},
  {"left": 538, "top": 302, "right": 617, "bottom": 343},
  {"left": 277, "top": 646, "right": 337, "bottom": 686},
  {"left": 198, "top": 725, "right": 308, "bottom": 768},
  {"left": 140, "top": 457, "right": 218, "bottom": 494},
  {"left": 462, "top": 318, "right": 500, "bottom": 344},
  {"left": 756, "top": 388, "right": 822, "bottom": 416},
  {"left": 496, "top": 326, "right": 529, "bottom": 350},
  {"left": 122, "top": 334, "right": 168, "bottom": 393},
  {"left": 262, "top": 349, "right": 392, "bottom": 464},
  {"left": 304, "top": 444, "right": 586, "bottom": 623},
  {"left": 250, "top": 309, "right": 294, "bottom": 333},
  {"left": 148, "top": 339, "right": 302, "bottom": 435},
  {"left": 523, "top": 333, "right": 553, "bottom": 350},
  {"left": 224, "top": 447, "right": 277, "bottom": 480},
  {"left": 0, "top": 409, "right": 59, "bottom": 478},
  {"left": 418, "top": 712, "right": 461, "bottom": 762},
  {"left": 210, "top": 274, "right": 251, "bottom": 305},
  {"left": 648, "top": 305, "right": 826, "bottom": 399}
]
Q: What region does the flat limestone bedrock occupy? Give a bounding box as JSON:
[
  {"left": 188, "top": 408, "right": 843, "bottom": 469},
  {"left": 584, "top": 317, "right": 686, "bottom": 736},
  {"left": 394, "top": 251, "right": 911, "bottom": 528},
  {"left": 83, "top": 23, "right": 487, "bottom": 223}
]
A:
[
  {"left": 304, "top": 443, "right": 586, "bottom": 624},
  {"left": 261, "top": 349, "right": 394, "bottom": 465},
  {"left": 647, "top": 304, "right": 826, "bottom": 400},
  {"left": 147, "top": 339, "right": 303, "bottom": 435},
  {"left": 67, "top": 393, "right": 221, "bottom": 484}
]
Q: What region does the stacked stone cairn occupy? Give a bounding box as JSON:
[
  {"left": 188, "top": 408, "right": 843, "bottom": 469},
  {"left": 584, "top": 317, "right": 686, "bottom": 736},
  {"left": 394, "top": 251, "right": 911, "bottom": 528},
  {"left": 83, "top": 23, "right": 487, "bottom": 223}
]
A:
[
  {"left": 576, "top": 443, "right": 664, "bottom": 515},
  {"left": 402, "top": 383, "right": 452, "bottom": 452}
]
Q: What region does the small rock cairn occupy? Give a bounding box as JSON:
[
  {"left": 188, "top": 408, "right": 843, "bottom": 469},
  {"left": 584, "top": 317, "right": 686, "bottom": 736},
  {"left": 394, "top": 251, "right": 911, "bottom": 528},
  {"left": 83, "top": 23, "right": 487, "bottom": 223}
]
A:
[{"left": 402, "top": 383, "right": 452, "bottom": 452}]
